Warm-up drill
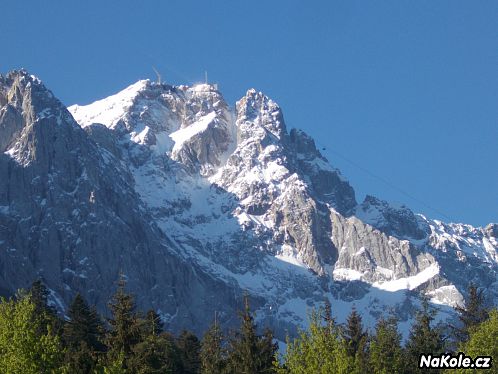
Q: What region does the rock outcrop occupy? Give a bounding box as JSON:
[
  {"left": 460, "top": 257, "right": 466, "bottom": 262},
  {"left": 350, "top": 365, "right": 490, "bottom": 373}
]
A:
[{"left": 0, "top": 70, "right": 495, "bottom": 339}]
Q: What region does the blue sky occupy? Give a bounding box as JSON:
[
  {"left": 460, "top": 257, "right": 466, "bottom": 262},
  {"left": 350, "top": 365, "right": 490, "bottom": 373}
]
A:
[{"left": 1, "top": 1, "right": 496, "bottom": 226}]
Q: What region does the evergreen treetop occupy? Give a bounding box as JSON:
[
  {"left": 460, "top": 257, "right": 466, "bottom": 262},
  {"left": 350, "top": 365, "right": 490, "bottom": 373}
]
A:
[
  {"left": 405, "top": 299, "right": 445, "bottom": 373},
  {"left": 200, "top": 314, "right": 226, "bottom": 374},
  {"left": 454, "top": 283, "right": 489, "bottom": 343},
  {"left": 369, "top": 316, "right": 404, "bottom": 374},
  {"left": 227, "top": 295, "right": 277, "bottom": 374},
  {"left": 106, "top": 274, "right": 142, "bottom": 368}
]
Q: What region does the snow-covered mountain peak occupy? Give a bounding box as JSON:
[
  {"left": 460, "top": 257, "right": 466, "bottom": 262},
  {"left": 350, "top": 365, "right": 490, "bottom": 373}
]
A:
[
  {"left": 68, "top": 79, "right": 151, "bottom": 130},
  {"left": 187, "top": 83, "right": 218, "bottom": 94},
  {"left": 69, "top": 80, "right": 233, "bottom": 167},
  {"left": 0, "top": 70, "right": 82, "bottom": 165},
  {"left": 236, "top": 88, "right": 286, "bottom": 140},
  {"left": 2, "top": 70, "right": 495, "bottom": 341},
  {"left": 2, "top": 69, "right": 43, "bottom": 89},
  {"left": 1, "top": 69, "right": 67, "bottom": 118}
]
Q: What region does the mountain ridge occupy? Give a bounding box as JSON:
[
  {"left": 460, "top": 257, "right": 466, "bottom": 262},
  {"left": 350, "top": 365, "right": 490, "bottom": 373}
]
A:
[{"left": 0, "top": 69, "right": 496, "bottom": 339}]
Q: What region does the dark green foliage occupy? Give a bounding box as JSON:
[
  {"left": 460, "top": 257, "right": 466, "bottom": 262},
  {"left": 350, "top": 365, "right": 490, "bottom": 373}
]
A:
[
  {"left": 323, "top": 299, "right": 336, "bottom": 330},
  {"left": 63, "top": 293, "right": 105, "bottom": 372},
  {"left": 453, "top": 284, "right": 489, "bottom": 343},
  {"left": 106, "top": 274, "right": 142, "bottom": 368},
  {"left": 28, "top": 279, "right": 62, "bottom": 336},
  {"left": 200, "top": 317, "right": 226, "bottom": 374},
  {"left": 29, "top": 279, "right": 56, "bottom": 317},
  {"left": 129, "top": 332, "right": 183, "bottom": 374},
  {"left": 64, "top": 293, "right": 105, "bottom": 349},
  {"left": 2, "top": 279, "right": 496, "bottom": 374},
  {"left": 259, "top": 328, "right": 279, "bottom": 373},
  {"left": 369, "top": 316, "right": 404, "bottom": 374},
  {"left": 405, "top": 299, "right": 445, "bottom": 373},
  {"left": 177, "top": 330, "right": 201, "bottom": 373},
  {"left": 142, "top": 309, "right": 164, "bottom": 337},
  {"left": 226, "top": 298, "right": 260, "bottom": 373},
  {"left": 127, "top": 308, "right": 185, "bottom": 373},
  {"left": 343, "top": 307, "right": 368, "bottom": 357},
  {"left": 227, "top": 296, "right": 278, "bottom": 374},
  {"left": 65, "top": 341, "right": 97, "bottom": 373},
  {"left": 342, "top": 307, "right": 369, "bottom": 373}
]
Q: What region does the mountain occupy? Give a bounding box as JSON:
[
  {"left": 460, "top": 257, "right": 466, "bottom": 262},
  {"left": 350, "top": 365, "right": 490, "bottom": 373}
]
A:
[{"left": 1, "top": 69, "right": 497, "bottom": 338}]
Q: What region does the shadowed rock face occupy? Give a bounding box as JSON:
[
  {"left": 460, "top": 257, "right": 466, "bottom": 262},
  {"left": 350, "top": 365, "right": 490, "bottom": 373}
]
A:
[
  {"left": 0, "top": 71, "right": 245, "bottom": 334},
  {"left": 0, "top": 70, "right": 496, "bottom": 339},
  {"left": 289, "top": 128, "right": 357, "bottom": 215}
]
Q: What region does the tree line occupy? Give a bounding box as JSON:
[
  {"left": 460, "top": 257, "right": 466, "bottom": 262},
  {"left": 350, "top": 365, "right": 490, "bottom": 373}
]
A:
[{"left": 0, "top": 277, "right": 495, "bottom": 373}]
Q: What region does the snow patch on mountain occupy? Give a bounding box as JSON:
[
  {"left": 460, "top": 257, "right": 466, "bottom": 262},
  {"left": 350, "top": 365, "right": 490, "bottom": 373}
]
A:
[
  {"left": 333, "top": 268, "right": 363, "bottom": 281},
  {"left": 372, "top": 263, "right": 439, "bottom": 292},
  {"left": 69, "top": 80, "right": 149, "bottom": 129},
  {"left": 29, "top": 74, "right": 493, "bottom": 338},
  {"left": 170, "top": 111, "right": 217, "bottom": 152},
  {"left": 426, "top": 219, "right": 498, "bottom": 265},
  {"left": 427, "top": 285, "right": 464, "bottom": 307}
]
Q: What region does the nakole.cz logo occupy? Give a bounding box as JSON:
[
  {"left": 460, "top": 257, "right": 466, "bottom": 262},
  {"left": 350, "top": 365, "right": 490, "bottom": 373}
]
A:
[{"left": 419, "top": 353, "right": 492, "bottom": 369}]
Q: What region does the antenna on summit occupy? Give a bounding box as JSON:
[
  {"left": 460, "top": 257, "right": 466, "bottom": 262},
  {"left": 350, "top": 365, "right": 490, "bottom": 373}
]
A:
[
  {"left": 152, "top": 66, "right": 162, "bottom": 85},
  {"left": 204, "top": 70, "right": 218, "bottom": 90}
]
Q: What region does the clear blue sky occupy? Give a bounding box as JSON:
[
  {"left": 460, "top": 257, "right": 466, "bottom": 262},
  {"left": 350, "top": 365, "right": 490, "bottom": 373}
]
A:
[{"left": 1, "top": 1, "right": 496, "bottom": 226}]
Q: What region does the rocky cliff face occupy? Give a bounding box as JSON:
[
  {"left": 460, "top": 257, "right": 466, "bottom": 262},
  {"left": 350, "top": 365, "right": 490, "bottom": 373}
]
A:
[
  {"left": 0, "top": 70, "right": 496, "bottom": 338},
  {"left": 0, "top": 71, "right": 242, "bottom": 332}
]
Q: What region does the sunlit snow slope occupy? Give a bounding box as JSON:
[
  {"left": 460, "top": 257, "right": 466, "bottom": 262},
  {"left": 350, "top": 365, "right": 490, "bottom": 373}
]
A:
[{"left": 0, "top": 70, "right": 496, "bottom": 340}]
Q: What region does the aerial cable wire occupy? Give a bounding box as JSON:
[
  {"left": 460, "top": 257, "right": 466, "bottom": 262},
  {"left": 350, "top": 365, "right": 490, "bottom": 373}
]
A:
[{"left": 316, "top": 141, "right": 454, "bottom": 222}]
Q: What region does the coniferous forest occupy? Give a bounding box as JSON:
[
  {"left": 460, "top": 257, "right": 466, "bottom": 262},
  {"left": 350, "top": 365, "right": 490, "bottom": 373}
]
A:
[{"left": 0, "top": 278, "right": 496, "bottom": 374}]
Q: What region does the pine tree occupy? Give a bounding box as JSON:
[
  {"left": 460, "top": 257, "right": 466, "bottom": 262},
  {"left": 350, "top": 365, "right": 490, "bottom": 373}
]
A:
[
  {"left": 343, "top": 307, "right": 367, "bottom": 357},
  {"left": 141, "top": 309, "right": 164, "bottom": 338},
  {"left": 453, "top": 284, "right": 489, "bottom": 343},
  {"left": 200, "top": 315, "right": 226, "bottom": 374},
  {"left": 342, "top": 307, "right": 368, "bottom": 373},
  {"left": 177, "top": 330, "right": 201, "bottom": 373},
  {"left": 369, "top": 316, "right": 403, "bottom": 374},
  {"left": 28, "top": 279, "right": 61, "bottom": 335},
  {"left": 124, "top": 306, "right": 184, "bottom": 373},
  {"left": 323, "top": 299, "right": 336, "bottom": 334},
  {"left": 106, "top": 274, "right": 142, "bottom": 369},
  {"left": 405, "top": 299, "right": 445, "bottom": 373},
  {"left": 258, "top": 328, "right": 279, "bottom": 373},
  {"left": 128, "top": 332, "right": 183, "bottom": 374},
  {"left": 227, "top": 295, "right": 278, "bottom": 374},
  {"left": 63, "top": 293, "right": 105, "bottom": 372},
  {"left": 29, "top": 279, "right": 56, "bottom": 316},
  {"left": 227, "top": 297, "right": 260, "bottom": 374}
]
